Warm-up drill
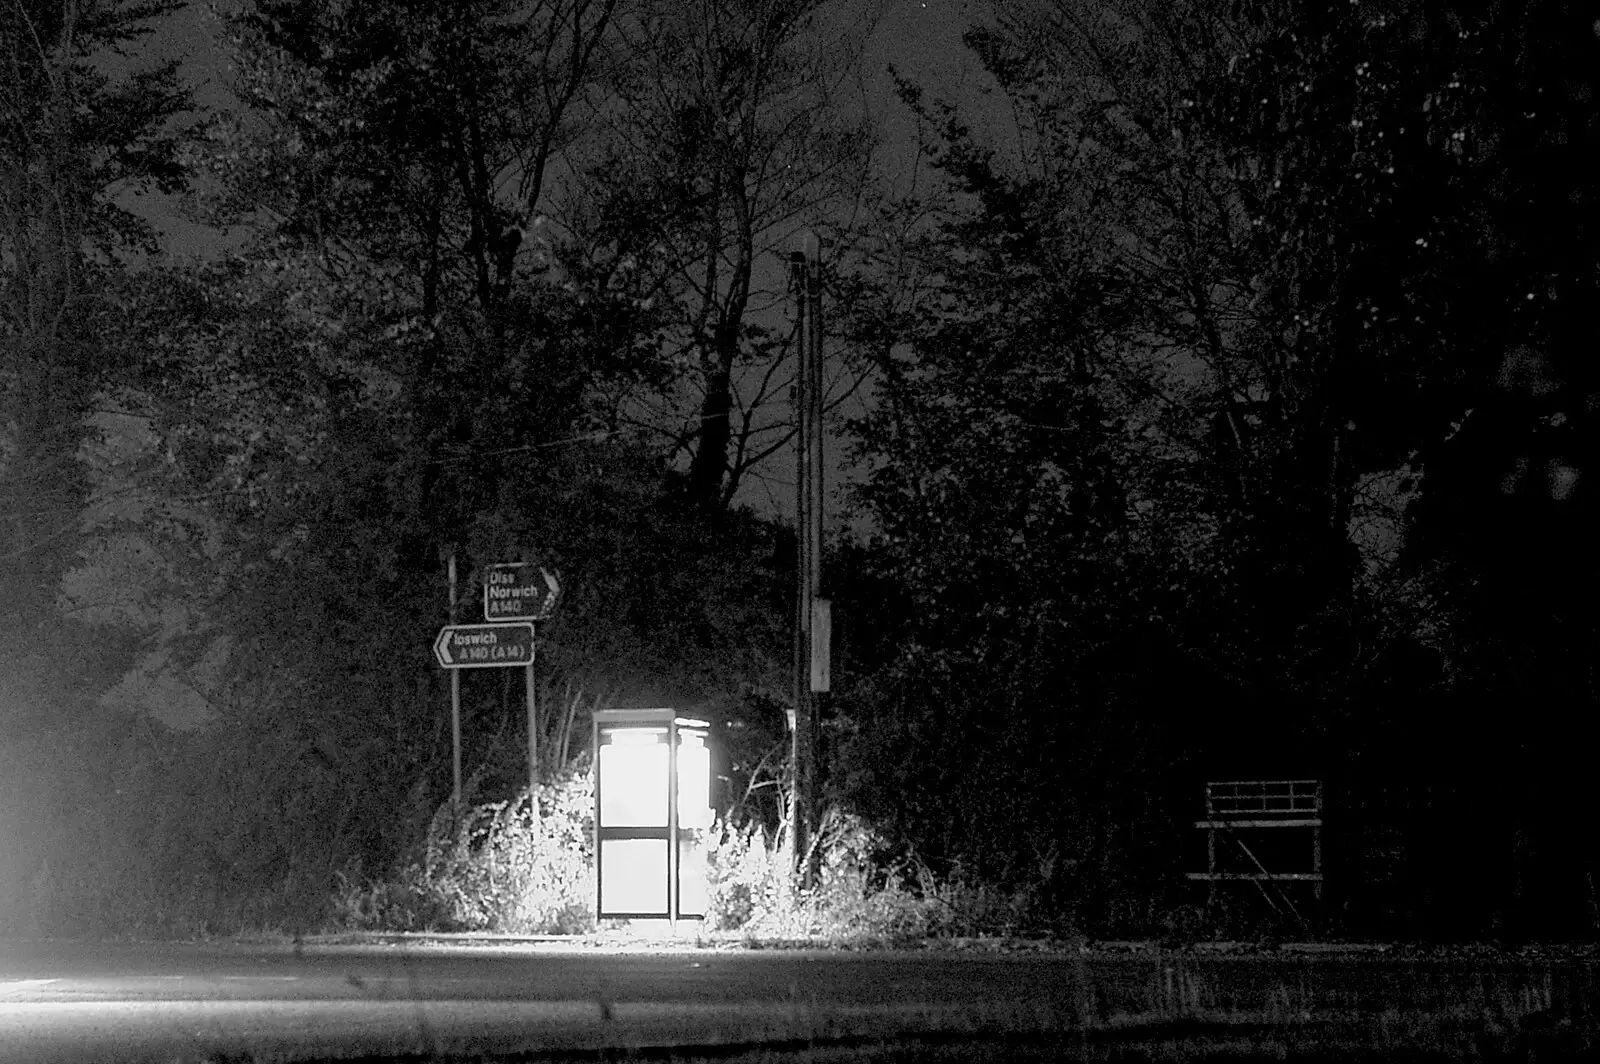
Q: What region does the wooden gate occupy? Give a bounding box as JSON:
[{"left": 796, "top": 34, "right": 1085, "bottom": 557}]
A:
[{"left": 1188, "top": 779, "right": 1323, "bottom": 928}]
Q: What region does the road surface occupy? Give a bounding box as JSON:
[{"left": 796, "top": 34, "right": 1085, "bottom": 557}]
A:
[
  {"left": 0, "top": 938, "right": 1085, "bottom": 1062},
  {"left": 2, "top": 938, "right": 1590, "bottom": 1062}
]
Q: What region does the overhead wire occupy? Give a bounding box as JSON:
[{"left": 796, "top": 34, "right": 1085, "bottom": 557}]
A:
[{"left": 0, "top": 419, "right": 646, "bottom": 561}]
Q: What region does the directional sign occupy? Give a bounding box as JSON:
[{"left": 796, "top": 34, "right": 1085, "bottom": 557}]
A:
[
  {"left": 433, "top": 622, "right": 536, "bottom": 669},
  {"left": 483, "top": 562, "right": 560, "bottom": 621}
]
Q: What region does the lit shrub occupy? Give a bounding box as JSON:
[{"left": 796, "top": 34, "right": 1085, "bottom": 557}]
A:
[
  {"left": 337, "top": 780, "right": 1072, "bottom": 943},
  {"left": 707, "top": 806, "right": 946, "bottom": 943},
  {"left": 705, "top": 817, "right": 794, "bottom": 932},
  {"left": 334, "top": 760, "right": 595, "bottom": 934}
]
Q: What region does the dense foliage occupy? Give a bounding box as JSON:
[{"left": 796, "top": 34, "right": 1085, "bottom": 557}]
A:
[
  {"left": 2, "top": 0, "right": 1595, "bottom": 940},
  {"left": 2, "top": 0, "right": 190, "bottom": 932},
  {"left": 833, "top": 0, "right": 1599, "bottom": 938}
]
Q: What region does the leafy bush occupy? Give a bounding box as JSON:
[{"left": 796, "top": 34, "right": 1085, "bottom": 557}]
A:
[
  {"left": 335, "top": 770, "right": 1073, "bottom": 944},
  {"left": 707, "top": 806, "right": 1024, "bottom": 943},
  {"left": 331, "top": 865, "right": 449, "bottom": 932},
  {"left": 333, "top": 760, "right": 594, "bottom": 934},
  {"left": 704, "top": 817, "right": 794, "bottom": 933}
]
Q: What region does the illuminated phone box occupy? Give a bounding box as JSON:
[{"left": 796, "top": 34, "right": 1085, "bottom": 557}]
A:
[{"left": 592, "top": 709, "right": 713, "bottom": 922}]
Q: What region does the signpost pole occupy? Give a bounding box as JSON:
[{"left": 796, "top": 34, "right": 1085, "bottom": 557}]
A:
[
  {"left": 435, "top": 559, "right": 556, "bottom": 810},
  {"left": 448, "top": 552, "right": 462, "bottom": 808},
  {"left": 525, "top": 654, "right": 538, "bottom": 799}
]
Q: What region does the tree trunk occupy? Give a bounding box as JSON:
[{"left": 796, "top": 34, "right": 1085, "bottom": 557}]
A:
[{"left": 685, "top": 324, "right": 737, "bottom": 509}]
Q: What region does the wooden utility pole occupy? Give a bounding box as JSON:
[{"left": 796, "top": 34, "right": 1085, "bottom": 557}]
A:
[
  {"left": 789, "top": 242, "right": 826, "bottom": 883},
  {"left": 789, "top": 249, "right": 809, "bottom": 876}
]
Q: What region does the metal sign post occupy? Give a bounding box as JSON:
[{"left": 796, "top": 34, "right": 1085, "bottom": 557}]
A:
[
  {"left": 487, "top": 561, "right": 559, "bottom": 794},
  {"left": 448, "top": 553, "right": 461, "bottom": 808},
  {"left": 483, "top": 560, "right": 559, "bottom": 795},
  {"left": 525, "top": 656, "right": 538, "bottom": 795},
  {"left": 434, "top": 557, "right": 560, "bottom": 808}
]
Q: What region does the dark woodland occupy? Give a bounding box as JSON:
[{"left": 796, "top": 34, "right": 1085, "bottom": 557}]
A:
[{"left": 2, "top": 0, "right": 1597, "bottom": 942}]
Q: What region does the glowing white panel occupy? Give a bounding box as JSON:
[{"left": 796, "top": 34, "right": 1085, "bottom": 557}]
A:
[
  {"left": 676, "top": 733, "right": 713, "bottom": 830},
  {"left": 678, "top": 835, "right": 709, "bottom": 916},
  {"left": 610, "top": 727, "right": 666, "bottom": 746},
  {"left": 598, "top": 741, "right": 669, "bottom": 827},
  {"left": 600, "top": 838, "right": 668, "bottom": 915}
]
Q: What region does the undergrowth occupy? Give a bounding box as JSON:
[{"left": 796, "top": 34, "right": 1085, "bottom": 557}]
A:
[
  {"left": 331, "top": 766, "right": 1053, "bottom": 941},
  {"left": 333, "top": 760, "right": 594, "bottom": 934},
  {"left": 705, "top": 807, "right": 1049, "bottom": 942}
]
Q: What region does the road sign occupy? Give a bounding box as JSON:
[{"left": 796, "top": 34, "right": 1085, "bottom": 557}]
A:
[
  {"left": 433, "top": 622, "right": 536, "bottom": 668},
  {"left": 483, "top": 562, "right": 560, "bottom": 621},
  {"left": 810, "top": 598, "right": 831, "bottom": 693}
]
